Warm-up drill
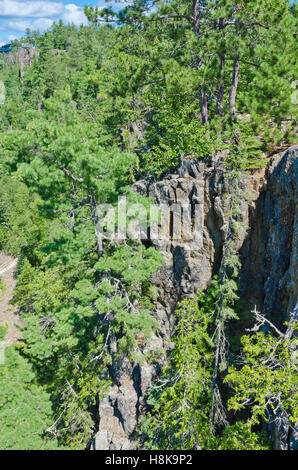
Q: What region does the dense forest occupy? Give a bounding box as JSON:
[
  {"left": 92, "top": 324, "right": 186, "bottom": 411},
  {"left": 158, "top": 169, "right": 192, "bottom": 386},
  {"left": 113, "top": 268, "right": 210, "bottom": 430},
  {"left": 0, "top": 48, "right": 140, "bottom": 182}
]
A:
[{"left": 0, "top": 0, "right": 297, "bottom": 451}]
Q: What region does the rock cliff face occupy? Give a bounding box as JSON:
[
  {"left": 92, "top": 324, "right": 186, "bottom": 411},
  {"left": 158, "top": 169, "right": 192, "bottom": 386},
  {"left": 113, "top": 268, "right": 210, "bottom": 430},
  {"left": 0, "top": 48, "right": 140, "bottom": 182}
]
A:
[
  {"left": 7, "top": 47, "right": 40, "bottom": 79},
  {"left": 240, "top": 146, "right": 297, "bottom": 328},
  {"left": 92, "top": 145, "right": 297, "bottom": 450}
]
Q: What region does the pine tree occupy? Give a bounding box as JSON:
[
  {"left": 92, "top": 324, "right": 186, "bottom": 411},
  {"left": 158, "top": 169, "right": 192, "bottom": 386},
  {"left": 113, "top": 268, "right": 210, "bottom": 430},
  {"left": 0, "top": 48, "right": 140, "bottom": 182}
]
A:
[{"left": 0, "top": 344, "right": 61, "bottom": 450}]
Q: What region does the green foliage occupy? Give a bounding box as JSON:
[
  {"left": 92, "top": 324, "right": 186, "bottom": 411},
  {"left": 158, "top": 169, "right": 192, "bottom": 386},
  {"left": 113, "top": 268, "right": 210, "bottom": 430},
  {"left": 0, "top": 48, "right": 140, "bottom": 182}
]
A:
[
  {"left": 95, "top": 245, "right": 163, "bottom": 353},
  {"left": 0, "top": 176, "right": 45, "bottom": 257},
  {"left": 140, "top": 297, "right": 214, "bottom": 450},
  {"left": 0, "top": 346, "right": 61, "bottom": 450},
  {"left": 0, "top": 77, "right": 165, "bottom": 448},
  {"left": 141, "top": 100, "right": 213, "bottom": 176},
  {"left": 141, "top": 269, "right": 242, "bottom": 450},
  {"left": 0, "top": 3, "right": 296, "bottom": 450},
  {"left": 86, "top": 0, "right": 297, "bottom": 170},
  {"left": 226, "top": 329, "right": 298, "bottom": 427},
  {"left": 0, "top": 276, "right": 5, "bottom": 293},
  {"left": 0, "top": 323, "right": 7, "bottom": 340},
  {"left": 213, "top": 422, "right": 270, "bottom": 450},
  {"left": 140, "top": 288, "right": 272, "bottom": 450},
  {"left": 225, "top": 125, "right": 265, "bottom": 170}
]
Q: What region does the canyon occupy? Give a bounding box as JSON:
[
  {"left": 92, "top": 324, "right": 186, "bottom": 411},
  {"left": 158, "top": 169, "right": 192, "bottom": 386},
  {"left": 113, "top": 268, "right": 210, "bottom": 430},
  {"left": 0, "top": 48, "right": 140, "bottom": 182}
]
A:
[{"left": 92, "top": 145, "right": 297, "bottom": 451}]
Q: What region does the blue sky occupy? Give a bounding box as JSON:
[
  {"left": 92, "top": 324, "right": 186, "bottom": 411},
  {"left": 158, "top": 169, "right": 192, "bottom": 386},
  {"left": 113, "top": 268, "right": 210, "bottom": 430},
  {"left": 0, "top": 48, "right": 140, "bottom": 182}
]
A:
[{"left": 0, "top": 1, "right": 116, "bottom": 46}]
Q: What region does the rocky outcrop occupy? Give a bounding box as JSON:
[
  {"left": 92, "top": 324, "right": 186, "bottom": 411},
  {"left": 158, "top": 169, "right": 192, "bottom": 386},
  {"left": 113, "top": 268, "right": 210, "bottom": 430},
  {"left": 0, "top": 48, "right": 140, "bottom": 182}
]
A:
[
  {"left": 131, "top": 159, "right": 266, "bottom": 341},
  {"left": 7, "top": 47, "right": 40, "bottom": 79},
  {"left": 91, "top": 358, "right": 159, "bottom": 450},
  {"left": 241, "top": 146, "right": 297, "bottom": 328},
  {"left": 92, "top": 145, "right": 297, "bottom": 450}
]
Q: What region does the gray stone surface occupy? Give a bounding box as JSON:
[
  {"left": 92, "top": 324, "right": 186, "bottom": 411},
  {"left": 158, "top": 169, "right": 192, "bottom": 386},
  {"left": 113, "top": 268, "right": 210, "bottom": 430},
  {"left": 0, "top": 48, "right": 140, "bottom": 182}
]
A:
[
  {"left": 92, "top": 146, "right": 297, "bottom": 450},
  {"left": 7, "top": 47, "right": 40, "bottom": 79}
]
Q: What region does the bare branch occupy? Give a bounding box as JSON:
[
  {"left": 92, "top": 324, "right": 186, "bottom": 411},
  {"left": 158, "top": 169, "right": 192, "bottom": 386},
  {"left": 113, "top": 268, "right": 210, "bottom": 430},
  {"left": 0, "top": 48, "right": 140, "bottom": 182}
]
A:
[{"left": 247, "top": 307, "right": 285, "bottom": 338}]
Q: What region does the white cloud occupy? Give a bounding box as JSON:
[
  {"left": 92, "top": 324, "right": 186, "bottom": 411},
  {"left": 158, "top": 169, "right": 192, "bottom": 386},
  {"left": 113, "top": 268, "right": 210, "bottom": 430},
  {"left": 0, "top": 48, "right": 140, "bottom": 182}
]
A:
[
  {"left": 62, "top": 4, "right": 88, "bottom": 26},
  {"left": 31, "top": 18, "right": 56, "bottom": 30},
  {"left": 3, "top": 20, "right": 31, "bottom": 31},
  {"left": 0, "top": 34, "right": 18, "bottom": 45},
  {"left": 0, "top": 1, "right": 88, "bottom": 33},
  {"left": 0, "top": 1, "right": 64, "bottom": 19},
  {"left": 2, "top": 18, "right": 56, "bottom": 32}
]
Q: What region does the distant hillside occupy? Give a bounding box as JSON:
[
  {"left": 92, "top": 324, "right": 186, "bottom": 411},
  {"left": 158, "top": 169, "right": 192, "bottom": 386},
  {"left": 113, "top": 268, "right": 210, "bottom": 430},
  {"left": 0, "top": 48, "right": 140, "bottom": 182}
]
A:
[{"left": 0, "top": 43, "right": 12, "bottom": 53}]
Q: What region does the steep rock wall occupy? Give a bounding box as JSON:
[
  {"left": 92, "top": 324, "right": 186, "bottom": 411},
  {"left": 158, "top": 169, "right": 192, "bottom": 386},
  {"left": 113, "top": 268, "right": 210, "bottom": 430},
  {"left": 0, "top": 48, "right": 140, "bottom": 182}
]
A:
[
  {"left": 7, "top": 47, "right": 40, "bottom": 79},
  {"left": 92, "top": 145, "right": 297, "bottom": 450},
  {"left": 240, "top": 146, "right": 297, "bottom": 327}
]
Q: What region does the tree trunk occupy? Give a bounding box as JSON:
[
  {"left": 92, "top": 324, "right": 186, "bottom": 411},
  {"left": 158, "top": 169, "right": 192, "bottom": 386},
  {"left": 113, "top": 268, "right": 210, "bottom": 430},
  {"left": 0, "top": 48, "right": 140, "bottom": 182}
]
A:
[
  {"left": 193, "top": 1, "right": 208, "bottom": 124},
  {"left": 90, "top": 193, "right": 103, "bottom": 259},
  {"left": 216, "top": 55, "right": 225, "bottom": 116},
  {"left": 200, "top": 87, "right": 208, "bottom": 124},
  {"left": 216, "top": 18, "right": 225, "bottom": 116},
  {"left": 229, "top": 58, "right": 240, "bottom": 119},
  {"left": 193, "top": 0, "right": 200, "bottom": 38}
]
